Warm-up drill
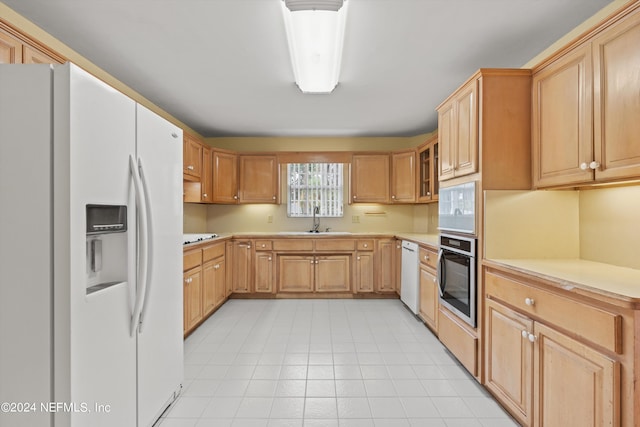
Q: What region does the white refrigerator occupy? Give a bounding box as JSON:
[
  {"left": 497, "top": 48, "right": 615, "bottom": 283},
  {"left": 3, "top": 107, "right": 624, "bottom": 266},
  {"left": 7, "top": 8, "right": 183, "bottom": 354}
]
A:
[{"left": 0, "top": 63, "right": 184, "bottom": 426}]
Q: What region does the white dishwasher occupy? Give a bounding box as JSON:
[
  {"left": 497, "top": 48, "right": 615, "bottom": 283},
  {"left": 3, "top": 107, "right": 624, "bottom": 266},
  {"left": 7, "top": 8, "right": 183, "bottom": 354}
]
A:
[{"left": 400, "top": 240, "right": 419, "bottom": 314}]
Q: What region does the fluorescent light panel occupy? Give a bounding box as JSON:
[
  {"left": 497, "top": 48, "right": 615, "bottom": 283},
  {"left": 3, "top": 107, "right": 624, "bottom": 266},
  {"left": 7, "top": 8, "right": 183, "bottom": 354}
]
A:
[{"left": 281, "top": 0, "right": 348, "bottom": 93}]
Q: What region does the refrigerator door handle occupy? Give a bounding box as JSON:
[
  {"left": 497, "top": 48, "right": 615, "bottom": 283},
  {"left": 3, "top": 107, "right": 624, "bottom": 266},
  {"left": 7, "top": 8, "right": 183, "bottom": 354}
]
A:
[
  {"left": 129, "top": 155, "right": 149, "bottom": 337},
  {"left": 137, "top": 158, "right": 153, "bottom": 333}
]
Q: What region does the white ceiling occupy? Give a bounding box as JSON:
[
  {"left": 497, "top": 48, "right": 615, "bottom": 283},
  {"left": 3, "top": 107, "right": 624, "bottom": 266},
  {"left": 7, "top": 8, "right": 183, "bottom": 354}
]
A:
[{"left": 3, "top": 0, "right": 612, "bottom": 137}]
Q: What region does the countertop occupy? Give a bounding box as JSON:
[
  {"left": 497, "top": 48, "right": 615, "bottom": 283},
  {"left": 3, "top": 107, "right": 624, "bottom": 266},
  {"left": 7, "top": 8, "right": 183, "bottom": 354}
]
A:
[
  {"left": 484, "top": 258, "right": 640, "bottom": 305},
  {"left": 183, "top": 232, "right": 439, "bottom": 249}
]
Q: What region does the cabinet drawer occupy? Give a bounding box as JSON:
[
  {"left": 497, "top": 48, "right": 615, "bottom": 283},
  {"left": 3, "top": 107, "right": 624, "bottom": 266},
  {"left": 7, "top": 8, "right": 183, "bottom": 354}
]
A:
[
  {"left": 273, "top": 239, "right": 314, "bottom": 252},
  {"left": 183, "top": 249, "right": 202, "bottom": 271},
  {"left": 315, "top": 239, "right": 355, "bottom": 251},
  {"left": 356, "top": 240, "right": 374, "bottom": 251},
  {"left": 255, "top": 240, "right": 273, "bottom": 251},
  {"left": 419, "top": 246, "right": 438, "bottom": 270},
  {"left": 485, "top": 270, "right": 622, "bottom": 354},
  {"left": 203, "top": 243, "right": 224, "bottom": 262},
  {"left": 438, "top": 307, "right": 477, "bottom": 376}
]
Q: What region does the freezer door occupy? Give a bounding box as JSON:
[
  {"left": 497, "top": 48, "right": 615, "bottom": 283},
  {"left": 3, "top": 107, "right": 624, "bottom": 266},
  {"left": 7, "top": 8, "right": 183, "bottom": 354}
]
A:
[
  {"left": 135, "top": 103, "right": 184, "bottom": 426},
  {"left": 55, "top": 63, "right": 138, "bottom": 426}
]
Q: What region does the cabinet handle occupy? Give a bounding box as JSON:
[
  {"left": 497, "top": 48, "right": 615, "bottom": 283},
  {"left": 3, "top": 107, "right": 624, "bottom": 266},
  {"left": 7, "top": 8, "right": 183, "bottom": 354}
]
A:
[
  {"left": 353, "top": 195, "right": 357, "bottom": 199},
  {"left": 261, "top": 244, "right": 266, "bottom": 248},
  {"left": 357, "top": 256, "right": 361, "bottom": 260},
  {"left": 424, "top": 254, "right": 429, "bottom": 261},
  {"left": 315, "top": 260, "right": 319, "bottom": 264},
  {"left": 580, "top": 162, "right": 589, "bottom": 170},
  {"left": 187, "top": 165, "right": 194, "bottom": 171},
  {"left": 427, "top": 192, "right": 431, "bottom": 196},
  {"left": 391, "top": 195, "right": 396, "bottom": 199},
  {"left": 528, "top": 333, "right": 537, "bottom": 343},
  {"left": 310, "top": 260, "right": 314, "bottom": 264},
  {"left": 525, "top": 298, "right": 535, "bottom": 306},
  {"left": 171, "top": 132, "right": 178, "bottom": 138},
  {"left": 268, "top": 257, "right": 272, "bottom": 261},
  {"left": 521, "top": 330, "right": 528, "bottom": 339},
  {"left": 363, "top": 243, "right": 368, "bottom": 248},
  {"left": 203, "top": 193, "right": 208, "bottom": 198},
  {"left": 234, "top": 195, "right": 238, "bottom": 200},
  {"left": 589, "top": 161, "right": 600, "bottom": 170},
  {"left": 432, "top": 277, "right": 436, "bottom": 283}
]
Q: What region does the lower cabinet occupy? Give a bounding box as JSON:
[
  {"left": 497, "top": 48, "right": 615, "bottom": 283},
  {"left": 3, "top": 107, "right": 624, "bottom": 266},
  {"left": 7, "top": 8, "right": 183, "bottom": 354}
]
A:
[
  {"left": 355, "top": 252, "right": 374, "bottom": 292},
  {"left": 419, "top": 264, "right": 438, "bottom": 332},
  {"left": 232, "top": 240, "right": 252, "bottom": 293},
  {"left": 376, "top": 239, "right": 396, "bottom": 292},
  {"left": 278, "top": 254, "right": 351, "bottom": 293},
  {"left": 183, "top": 241, "right": 227, "bottom": 336},
  {"left": 254, "top": 252, "right": 274, "bottom": 293},
  {"left": 484, "top": 268, "right": 622, "bottom": 427},
  {"left": 183, "top": 267, "right": 202, "bottom": 334}
]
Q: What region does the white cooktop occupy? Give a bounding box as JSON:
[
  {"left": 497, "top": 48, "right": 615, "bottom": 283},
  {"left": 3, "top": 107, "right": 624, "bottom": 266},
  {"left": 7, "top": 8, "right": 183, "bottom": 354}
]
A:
[{"left": 183, "top": 233, "right": 218, "bottom": 245}]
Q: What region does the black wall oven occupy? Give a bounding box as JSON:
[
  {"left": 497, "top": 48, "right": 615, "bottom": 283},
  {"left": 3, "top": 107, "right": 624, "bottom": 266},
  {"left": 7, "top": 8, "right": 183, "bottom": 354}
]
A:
[{"left": 437, "top": 233, "right": 477, "bottom": 328}]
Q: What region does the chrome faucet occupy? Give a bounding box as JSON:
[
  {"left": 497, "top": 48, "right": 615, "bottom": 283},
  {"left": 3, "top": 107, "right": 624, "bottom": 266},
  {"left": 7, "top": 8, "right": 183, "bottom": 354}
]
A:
[{"left": 312, "top": 206, "right": 320, "bottom": 232}]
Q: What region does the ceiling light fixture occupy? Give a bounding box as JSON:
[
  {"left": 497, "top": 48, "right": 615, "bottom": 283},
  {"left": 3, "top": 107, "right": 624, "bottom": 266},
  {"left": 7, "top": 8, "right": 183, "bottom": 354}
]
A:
[{"left": 281, "top": 0, "right": 348, "bottom": 94}]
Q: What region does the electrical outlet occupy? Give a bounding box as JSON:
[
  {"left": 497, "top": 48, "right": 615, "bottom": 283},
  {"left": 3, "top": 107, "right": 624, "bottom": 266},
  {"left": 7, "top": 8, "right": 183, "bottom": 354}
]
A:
[
  {"left": 352, "top": 215, "right": 360, "bottom": 223},
  {"left": 267, "top": 215, "right": 273, "bottom": 223}
]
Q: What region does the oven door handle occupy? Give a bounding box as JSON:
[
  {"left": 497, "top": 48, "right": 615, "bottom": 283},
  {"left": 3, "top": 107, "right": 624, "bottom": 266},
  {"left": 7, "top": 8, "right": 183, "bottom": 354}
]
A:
[{"left": 437, "top": 249, "right": 445, "bottom": 297}]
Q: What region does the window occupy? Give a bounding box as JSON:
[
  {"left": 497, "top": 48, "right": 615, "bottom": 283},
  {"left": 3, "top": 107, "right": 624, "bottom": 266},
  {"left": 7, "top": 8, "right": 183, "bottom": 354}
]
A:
[{"left": 287, "top": 163, "right": 344, "bottom": 217}]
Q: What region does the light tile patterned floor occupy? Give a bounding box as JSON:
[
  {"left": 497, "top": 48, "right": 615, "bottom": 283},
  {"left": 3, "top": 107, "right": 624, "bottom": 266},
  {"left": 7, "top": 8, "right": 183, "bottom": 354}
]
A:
[{"left": 158, "top": 299, "right": 520, "bottom": 427}]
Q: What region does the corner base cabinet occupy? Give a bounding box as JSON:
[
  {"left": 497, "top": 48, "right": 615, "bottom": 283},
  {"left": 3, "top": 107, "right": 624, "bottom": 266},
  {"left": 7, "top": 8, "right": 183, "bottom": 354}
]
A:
[{"left": 483, "top": 266, "right": 632, "bottom": 426}]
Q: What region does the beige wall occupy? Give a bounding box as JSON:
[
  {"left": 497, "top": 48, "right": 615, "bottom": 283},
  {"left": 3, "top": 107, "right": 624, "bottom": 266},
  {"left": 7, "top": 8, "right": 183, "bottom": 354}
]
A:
[
  {"left": 579, "top": 185, "right": 640, "bottom": 270},
  {"left": 484, "top": 185, "right": 640, "bottom": 270}
]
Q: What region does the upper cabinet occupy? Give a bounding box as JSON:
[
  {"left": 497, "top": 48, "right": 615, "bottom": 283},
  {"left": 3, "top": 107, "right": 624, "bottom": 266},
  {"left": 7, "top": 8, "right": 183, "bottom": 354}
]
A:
[
  {"left": 0, "top": 25, "right": 62, "bottom": 65},
  {"left": 533, "top": 6, "right": 640, "bottom": 188},
  {"left": 201, "top": 145, "right": 213, "bottom": 203},
  {"left": 183, "top": 133, "right": 202, "bottom": 181},
  {"left": 417, "top": 133, "right": 439, "bottom": 203},
  {"left": 239, "top": 155, "right": 279, "bottom": 204},
  {"left": 390, "top": 150, "right": 416, "bottom": 203},
  {"left": 351, "top": 154, "right": 390, "bottom": 203},
  {"left": 437, "top": 69, "right": 532, "bottom": 189},
  {"left": 437, "top": 79, "right": 478, "bottom": 181},
  {"left": 212, "top": 150, "right": 238, "bottom": 204}
]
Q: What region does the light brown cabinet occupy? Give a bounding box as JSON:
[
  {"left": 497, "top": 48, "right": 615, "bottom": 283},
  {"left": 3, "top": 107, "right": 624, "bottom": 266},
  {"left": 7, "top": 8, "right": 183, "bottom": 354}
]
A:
[
  {"left": 438, "top": 79, "right": 477, "bottom": 181},
  {"left": 254, "top": 251, "right": 274, "bottom": 293},
  {"left": 533, "top": 7, "right": 640, "bottom": 188},
  {"left": 278, "top": 255, "right": 315, "bottom": 292},
  {"left": 316, "top": 256, "right": 351, "bottom": 292},
  {"left": 239, "top": 155, "right": 278, "bottom": 204},
  {"left": 484, "top": 268, "right": 622, "bottom": 427},
  {"left": 418, "top": 245, "right": 438, "bottom": 332},
  {"left": 183, "top": 242, "right": 226, "bottom": 336},
  {"left": 351, "top": 154, "right": 390, "bottom": 203},
  {"left": 355, "top": 252, "right": 374, "bottom": 293},
  {"left": 213, "top": 150, "right": 239, "bottom": 203},
  {"left": 417, "top": 134, "right": 439, "bottom": 203},
  {"left": 278, "top": 254, "right": 351, "bottom": 293},
  {"left": 231, "top": 241, "right": 252, "bottom": 293},
  {"left": 200, "top": 145, "right": 213, "bottom": 203},
  {"left": 183, "top": 267, "right": 202, "bottom": 334},
  {"left": 376, "top": 239, "right": 396, "bottom": 292},
  {"left": 390, "top": 150, "right": 416, "bottom": 203},
  {"left": 183, "top": 133, "right": 202, "bottom": 182},
  {"left": 0, "top": 25, "right": 62, "bottom": 65}
]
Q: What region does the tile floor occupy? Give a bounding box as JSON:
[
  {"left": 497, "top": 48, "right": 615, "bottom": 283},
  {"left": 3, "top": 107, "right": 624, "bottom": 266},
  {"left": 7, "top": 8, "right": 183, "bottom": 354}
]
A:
[{"left": 158, "top": 299, "right": 520, "bottom": 427}]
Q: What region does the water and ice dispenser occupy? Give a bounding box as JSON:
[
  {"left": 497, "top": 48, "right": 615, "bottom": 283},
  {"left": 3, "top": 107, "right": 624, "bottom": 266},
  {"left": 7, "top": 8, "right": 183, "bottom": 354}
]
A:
[{"left": 86, "top": 204, "right": 128, "bottom": 295}]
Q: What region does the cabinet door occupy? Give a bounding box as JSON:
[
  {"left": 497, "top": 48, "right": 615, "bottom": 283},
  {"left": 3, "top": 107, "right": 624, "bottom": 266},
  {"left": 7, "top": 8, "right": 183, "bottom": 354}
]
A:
[
  {"left": 395, "top": 240, "right": 402, "bottom": 295},
  {"left": 377, "top": 240, "right": 396, "bottom": 292},
  {"left": 213, "top": 151, "right": 238, "bottom": 203},
  {"left": 418, "top": 138, "right": 438, "bottom": 202},
  {"left": 202, "top": 260, "right": 216, "bottom": 316},
  {"left": 454, "top": 81, "right": 478, "bottom": 177},
  {"left": 533, "top": 322, "right": 619, "bottom": 427},
  {"left": 239, "top": 155, "right": 278, "bottom": 203},
  {"left": 0, "top": 29, "right": 23, "bottom": 63},
  {"left": 225, "top": 242, "right": 234, "bottom": 296},
  {"left": 183, "top": 134, "right": 202, "bottom": 180},
  {"left": 278, "top": 255, "right": 314, "bottom": 292},
  {"left": 255, "top": 252, "right": 274, "bottom": 293},
  {"left": 438, "top": 102, "right": 456, "bottom": 181},
  {"left": 351, "top": 154, "right": 390, "bottom": 203},
  {"left": 23, "top": 45, "right": 60, "bottom": 64},
  {"left": 214, "top": 257, "right": 226, "bottom": 307},
  {"left": 592, "top": 10, "right": 640, "bottom": 181},
  {"left": 532, "top": 44, "right": 593, "bottom": 188},
  {"left": 316, "top": 255, "right": 351, "bottom": 292},
  {"left": 419, "top": 266, "right": 439, "bottom": 331},
  {"left": 355, "top": 253, "right": 374, "bottom": 293},
  {"left": 484, "top": 299, "right": 533, "bottom": 427},
  {"left": 391, "top": 150, "right": 416, "bottom": 203},
  {"left": 184, "top": 268, "right": 203, "bottom": 333},
  {"left": 201, "top": 146, "right": 213, "bottom": 203},
  {"left": 232, "top": 241, "right": 252, "bottom": 293}
]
